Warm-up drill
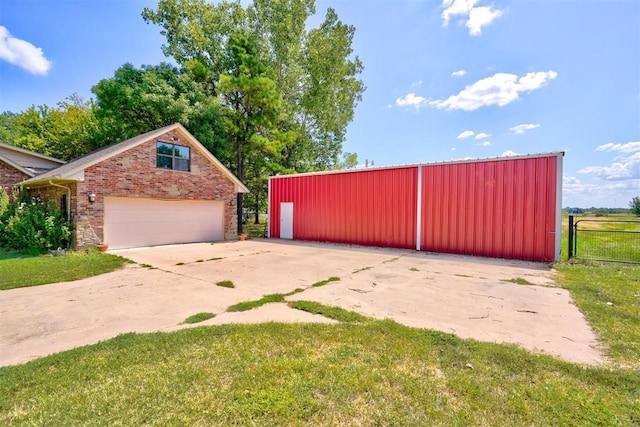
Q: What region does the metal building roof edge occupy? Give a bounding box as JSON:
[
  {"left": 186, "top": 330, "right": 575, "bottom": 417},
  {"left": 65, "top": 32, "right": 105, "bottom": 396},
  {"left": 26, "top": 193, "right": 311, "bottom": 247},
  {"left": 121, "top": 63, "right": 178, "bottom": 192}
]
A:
[{"left": 269, "top": 151, "right": 565, "bottom": 180}]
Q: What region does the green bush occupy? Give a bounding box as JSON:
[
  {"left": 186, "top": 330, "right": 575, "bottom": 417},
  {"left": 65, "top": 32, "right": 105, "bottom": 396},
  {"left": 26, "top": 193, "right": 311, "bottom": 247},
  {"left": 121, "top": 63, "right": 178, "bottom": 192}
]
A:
[
  {"left": 0, "top": 188, "right": 9, "bottom": 218},
  {"left": 0, "top": 193, "right": 71, "bottom": 254}
]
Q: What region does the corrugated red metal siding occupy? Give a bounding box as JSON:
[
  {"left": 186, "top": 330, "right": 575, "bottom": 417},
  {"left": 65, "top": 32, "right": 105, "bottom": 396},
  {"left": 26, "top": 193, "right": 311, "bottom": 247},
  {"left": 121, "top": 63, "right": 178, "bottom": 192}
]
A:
[
  {"left": 420, "top": 156, "right": 558, "bottom": 261},
  {"left": 270, "top": 154, "right": 560, "bottom": 262},
  {"left": 270, "top": 167, "right": 417, "bottom": 249}
]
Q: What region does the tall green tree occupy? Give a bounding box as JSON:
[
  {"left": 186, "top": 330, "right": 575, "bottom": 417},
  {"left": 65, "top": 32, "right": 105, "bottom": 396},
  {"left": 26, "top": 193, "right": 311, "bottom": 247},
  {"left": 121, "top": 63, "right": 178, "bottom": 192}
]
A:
[
  {"left": 92, "top": 63, "right": 229, "bottom": 162},
  {"left": 47, "top": 95, "right": 100, "bottom": 160},
  {"left": 218, "top": 31, "right": 286, "bottom": 232},
  {"left": 4, "top": 106, "right": 51, "bottom": 155},
  {"left": 244, "top": 129, "right": 298, "bottom": 225},
  {"left": 142, "top": 0, "right": 365, "bottom": 171},
  {"left": 0, "top": 95, "right": 98, "bottom": 161},
  {"left": 630, "top": 196, "right": 640, "bottom": 216},
  {"left": 0, "top": 111, "right": 20, "bottom": 147}
]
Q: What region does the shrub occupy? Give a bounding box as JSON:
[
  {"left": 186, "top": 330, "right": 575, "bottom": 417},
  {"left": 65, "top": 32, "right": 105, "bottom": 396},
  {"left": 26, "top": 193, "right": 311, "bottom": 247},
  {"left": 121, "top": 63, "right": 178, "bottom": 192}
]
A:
[
  {"left": 0, "top": 187, "right": 9, "bottom": 218},
  {"left": 0, "top": 193, "right": 71, "bottom": 254}
]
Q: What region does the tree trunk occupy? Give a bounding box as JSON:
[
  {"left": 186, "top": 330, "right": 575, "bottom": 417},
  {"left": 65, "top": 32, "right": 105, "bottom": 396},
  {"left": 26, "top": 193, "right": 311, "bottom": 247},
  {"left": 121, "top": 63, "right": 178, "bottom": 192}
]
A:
[
  {"left": 237, "top": 192, "right": 244, "bottom": 234},
  {"left": 254, "top": 196, "right": 260, "bottom": 225},
  {"left": 236, "top": 135, "right": 244, "bottom": 234}
]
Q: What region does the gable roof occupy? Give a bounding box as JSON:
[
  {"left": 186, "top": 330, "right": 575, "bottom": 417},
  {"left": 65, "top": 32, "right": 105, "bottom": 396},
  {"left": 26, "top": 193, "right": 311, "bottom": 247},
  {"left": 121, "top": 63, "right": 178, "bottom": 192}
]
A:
[
  {"left": 21, "top": 123, "right": 249, "bottom": 193},
  {"left": 0, "top": 142, "right": 66, "bottom": 177}
]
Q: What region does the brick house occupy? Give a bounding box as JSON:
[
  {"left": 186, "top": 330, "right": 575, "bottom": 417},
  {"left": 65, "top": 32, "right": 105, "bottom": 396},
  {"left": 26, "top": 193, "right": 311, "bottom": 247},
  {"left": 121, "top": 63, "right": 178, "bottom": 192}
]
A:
[
  {"left": 20, "top": 123, "right": 248, "bottom": 250},
  {"left": 0, "top": 142, "right": 66, "bottom": 193}
]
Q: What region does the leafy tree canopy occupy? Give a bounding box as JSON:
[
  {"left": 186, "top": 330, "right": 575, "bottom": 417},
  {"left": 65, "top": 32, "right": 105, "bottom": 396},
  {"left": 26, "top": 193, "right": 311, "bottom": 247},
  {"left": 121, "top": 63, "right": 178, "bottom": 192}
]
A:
[
  {"left": 142, "top": 0, "right": 365, "bottom": 172},
  {"left": 0, "top": 0, "right": 365, "bottom": 228},
  {"left": 92, "top": 62, "right": 229, "bottom": 163},
  {"left": 0, "top": 95, "right": 98, "bottom": 161},
  {"left": 217, "top": 30, "right": 293, "bottom": 231}
]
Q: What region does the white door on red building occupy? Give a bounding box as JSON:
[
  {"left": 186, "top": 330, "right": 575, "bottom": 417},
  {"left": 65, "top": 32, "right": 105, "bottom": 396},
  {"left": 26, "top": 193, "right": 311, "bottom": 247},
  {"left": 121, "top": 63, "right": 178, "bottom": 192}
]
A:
[
  {"left": 280, "top": 202, "right": 294, "bottom": 239},
  {"left": 104, "top": 197, "right": 224, "bottom": 249}
]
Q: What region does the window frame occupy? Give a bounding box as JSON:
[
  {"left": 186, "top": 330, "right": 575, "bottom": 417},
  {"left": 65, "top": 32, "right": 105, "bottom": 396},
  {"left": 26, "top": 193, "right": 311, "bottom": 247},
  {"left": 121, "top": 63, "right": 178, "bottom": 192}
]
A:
[{"left": 156, "top": 141, "right": 191, "bottom": 172}]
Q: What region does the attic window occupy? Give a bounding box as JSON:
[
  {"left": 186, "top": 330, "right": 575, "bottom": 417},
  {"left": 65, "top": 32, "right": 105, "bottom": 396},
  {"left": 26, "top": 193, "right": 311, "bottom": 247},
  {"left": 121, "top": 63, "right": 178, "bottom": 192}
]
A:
[{"left": 156, "top": 142, "right": 190, "bottom": 172}]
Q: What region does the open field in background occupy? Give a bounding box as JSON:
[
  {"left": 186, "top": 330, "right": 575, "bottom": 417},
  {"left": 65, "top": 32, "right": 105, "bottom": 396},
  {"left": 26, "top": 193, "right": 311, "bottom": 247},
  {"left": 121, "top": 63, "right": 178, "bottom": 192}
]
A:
[
  {"left": 562, "top": 213, "right": 640, "bottom": 263},
  {"left": 562, "top": 212, "right": 640, "bottom": 230}
]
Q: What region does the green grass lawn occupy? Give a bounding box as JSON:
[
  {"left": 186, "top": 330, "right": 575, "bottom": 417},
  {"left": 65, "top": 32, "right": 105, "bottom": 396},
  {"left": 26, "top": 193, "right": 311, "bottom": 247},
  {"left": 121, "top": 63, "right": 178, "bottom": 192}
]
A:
[
  {"left": 556, "top": 261, "right": 640, "bottom": 368},
  {"left": 1, "top": 226, "right": 639, "bottom": 425},
  {"left": 1, "top": 320, "right": 638, "bottom": 425},
  {"left": 1, "top": 260, "right": 639, "bottom": 424},
  {"left": 0, "top": 248, "right": 130, "bottom": 290}
]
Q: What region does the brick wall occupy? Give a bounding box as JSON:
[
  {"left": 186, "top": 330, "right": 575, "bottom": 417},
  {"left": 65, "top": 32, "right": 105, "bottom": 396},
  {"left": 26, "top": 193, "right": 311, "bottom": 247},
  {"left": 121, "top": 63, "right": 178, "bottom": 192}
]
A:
[
  {"left": 74, "top": 130, "right": 238, "bottom": 247},
  {"left": 0, "top": 162, "right": 28, "bottom": 196}
]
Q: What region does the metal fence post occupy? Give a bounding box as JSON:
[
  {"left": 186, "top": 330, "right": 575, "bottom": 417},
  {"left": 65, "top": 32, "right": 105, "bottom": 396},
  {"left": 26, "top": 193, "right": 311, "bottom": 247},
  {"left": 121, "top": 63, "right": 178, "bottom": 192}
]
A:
[{"left": 568, "top": 215, "right": 574, "bottom": 259}]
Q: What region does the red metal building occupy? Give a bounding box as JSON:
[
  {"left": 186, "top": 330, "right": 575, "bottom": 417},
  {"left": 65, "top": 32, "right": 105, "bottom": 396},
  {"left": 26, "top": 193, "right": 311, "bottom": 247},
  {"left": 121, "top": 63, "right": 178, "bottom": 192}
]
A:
[{"left": 268, "top": 152, "right": 563, "bottom": 262}]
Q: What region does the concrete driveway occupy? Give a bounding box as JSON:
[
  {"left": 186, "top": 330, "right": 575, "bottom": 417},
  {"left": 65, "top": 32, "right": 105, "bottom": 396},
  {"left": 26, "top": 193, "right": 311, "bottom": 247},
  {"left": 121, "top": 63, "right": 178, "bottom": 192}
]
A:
[{"left": 0, "top": 239, "right": 602, "bottom": 367}]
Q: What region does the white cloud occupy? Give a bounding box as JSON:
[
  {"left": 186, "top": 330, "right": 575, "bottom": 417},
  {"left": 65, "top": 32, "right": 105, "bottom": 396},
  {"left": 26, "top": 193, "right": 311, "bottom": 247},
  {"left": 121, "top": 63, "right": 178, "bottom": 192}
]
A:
[
  {"left": 466, "top": 6, "right": 504, "bottom": 36},
  {"left": 474, "top": 132, "right": 490, "bottom": 139},
  {"left": 442, "top": 0, "right": 478, "bottom": 26},
  {"left": 563, "top": 175, "right": 590, "bottom": 195},
  {"left": 563, "top": 175, "right": 582, "bottom": 189},
  {"left": 395, "top": 93, "right": 428, "bottom": 109},
  {"left": 441, "top": 0, "right": 503, "bottom": 36},
  {"left": 595, "top": 141, "right": 640, "bottom": 153},
  {"left": 501, "top": 150, "right": 521, "bottom": 157},
  {"left": 476, "top": 141, "right": 491, "bottom": 147},
  {"left": 430, "top": 71, "right": 558, "bottom": 111},
  {"left": 579, "top": 142, "right": 640, "bottom": 181},
  {"left": 457, "top": 130, "right": 475, "bottom": 139},
  {"left": 510, "top": 123, "right": 540, "bottom": 134},
  {"left": 0, "top": 26, "right": 52, "bottom": 75},
  {"left": 411, "top": 80, "right": 423, "bottom": 87},
  {"left": 451, "top": 69, "right": 466, "bottom": 77},
  {"left": 568, "top": 141, "right": 640, "bottom": 206},
  {"left": 564, "top": 174, "right": 640, "bottom": 208},
  {"left": 580, "top": 152, "right": 640, "bottom": 181}
]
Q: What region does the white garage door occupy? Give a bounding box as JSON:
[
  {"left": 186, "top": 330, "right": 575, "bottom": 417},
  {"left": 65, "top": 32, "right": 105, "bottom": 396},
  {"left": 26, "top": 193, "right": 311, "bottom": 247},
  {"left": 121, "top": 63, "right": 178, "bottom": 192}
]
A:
[{"left": 104, "top": 197, "right": 225, "bottom": 249}]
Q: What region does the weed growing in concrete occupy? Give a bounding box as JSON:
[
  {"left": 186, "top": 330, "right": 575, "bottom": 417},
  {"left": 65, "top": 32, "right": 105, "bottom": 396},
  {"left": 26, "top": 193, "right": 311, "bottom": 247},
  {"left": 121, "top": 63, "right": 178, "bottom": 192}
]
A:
[{"left": 216, "top": 280, "right": 235, "bottom": 288}]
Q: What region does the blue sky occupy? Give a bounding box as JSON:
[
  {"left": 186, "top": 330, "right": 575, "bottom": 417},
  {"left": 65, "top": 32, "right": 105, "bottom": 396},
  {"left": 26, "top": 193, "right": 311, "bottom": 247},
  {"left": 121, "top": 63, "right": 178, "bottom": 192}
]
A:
[{"left": 1, "top": 0, "right": 638, "bottom": 208}]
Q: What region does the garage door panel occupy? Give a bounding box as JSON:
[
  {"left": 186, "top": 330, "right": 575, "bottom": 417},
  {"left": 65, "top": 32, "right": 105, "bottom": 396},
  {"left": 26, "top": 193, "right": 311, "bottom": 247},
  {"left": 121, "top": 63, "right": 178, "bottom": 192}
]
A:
[{"left": 104, "top": 197, "right": 224, "bottom": 249}]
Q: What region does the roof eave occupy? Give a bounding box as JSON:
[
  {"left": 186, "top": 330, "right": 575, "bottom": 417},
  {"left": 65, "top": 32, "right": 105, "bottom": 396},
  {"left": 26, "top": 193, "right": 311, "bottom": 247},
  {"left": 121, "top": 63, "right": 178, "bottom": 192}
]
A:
[
  {"left": 18, "top": 123, "right": 249, "bottom": 193},
  {"left": 0, "top": 142, "right": 66, "bottom": 165},
  {"left": 0, "top": 154, "right": 36, "bottom": 178}
]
